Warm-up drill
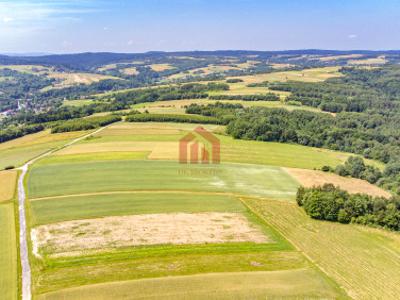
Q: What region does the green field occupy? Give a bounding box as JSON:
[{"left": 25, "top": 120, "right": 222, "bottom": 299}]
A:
[
  {"left": 38, "top": 268, "right": 348, "bottom": 300},
  {"left": 27, "top": 160, "right": 299, "bottom": 200},
  {"left": 29, "top": 193, "right": 246, "bottom": 225},
  {"left": 69, "top": 122, "right": 355, "bottom": 169},
  {"left": 20, "top": 121, "right": 389, "bottom": 299},
  {"left": 0, "top": 204, "right": 18, "bottom": 300}
]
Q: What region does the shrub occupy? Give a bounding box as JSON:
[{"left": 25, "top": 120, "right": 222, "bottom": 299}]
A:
[{"left": 226, "top": 78, "right": 244, "bottom": 83}]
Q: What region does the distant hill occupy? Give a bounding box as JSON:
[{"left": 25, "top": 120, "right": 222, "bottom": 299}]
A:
[{"left": 1, "top": 50, "right": 399, "bottom": 71}]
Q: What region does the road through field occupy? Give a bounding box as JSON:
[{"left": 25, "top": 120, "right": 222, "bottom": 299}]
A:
[{"left": 17, "top": 127, "right": 107, "bottom": 300}]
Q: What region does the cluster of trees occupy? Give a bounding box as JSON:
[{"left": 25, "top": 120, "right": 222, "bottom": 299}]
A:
[
  {"left": 112, "top": 83, "right": 229, "bottom": 106},
  {"left": 125, "top": 112, "right": 220, "bottom": 124},
  {"left": 0, "top": 124, "right": 44, "bottom": 143},
  {"left": 332, "top": 156, "right": 382, "bottom": 184},
  {"left": 51, "top": 115, "right": 121, "bottom": 133},
  {"left": 209, "top": 93, "right": 280, "bottom": 101},
  {"left": 185, "top": 102, "right": 242, "bottom": 124},
  {"left": 296, "top": 184, "right": 400, "bottom": 231},
  {"left": 226, "top": 78, "right": 243, "bottom": 83}
]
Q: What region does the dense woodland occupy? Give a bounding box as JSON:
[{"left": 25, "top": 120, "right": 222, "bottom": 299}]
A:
[{"left": 296, "top": 184, "right": 400, "bottom": 231}]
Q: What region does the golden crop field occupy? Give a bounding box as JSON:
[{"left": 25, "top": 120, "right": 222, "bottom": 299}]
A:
[{"left": 0, "top": 170, "right": 18, "bottom": 202}]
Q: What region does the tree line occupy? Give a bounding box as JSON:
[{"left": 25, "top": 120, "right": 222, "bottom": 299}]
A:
[{"left": 51, "top": 115, "right": 121, "bottom": 133}]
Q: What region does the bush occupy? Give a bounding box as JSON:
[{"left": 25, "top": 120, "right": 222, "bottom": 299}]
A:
[
  {"left": 321, "top": 165, "right": 333, "bottom": 172},
  {"left": 4, "top": 165, "right": 15, "bottom": 170},
  {"left": 226, "top": 78, "right": 244, "bottom": 83}
]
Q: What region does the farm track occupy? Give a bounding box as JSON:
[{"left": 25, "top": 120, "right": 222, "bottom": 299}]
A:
[{"left": 17, "top": 127, "right": 108, "bottom": 300}]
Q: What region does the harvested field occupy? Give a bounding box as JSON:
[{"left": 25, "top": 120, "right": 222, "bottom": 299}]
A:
[
  {"left": 46, "top": 72, "right": 119, "bottom": 89},
  {"left": 349, "top": 56, "right": 386, "bottom": 65},
  {"left": 285, "top": 168, "right": 391, "bottom": 198},
  {"left": 319, "top": 54, "right": 364, "bottom": 61},
  {"left": 245, "top": 198, "right": 400, "bottom": 300},
  {"left": 0, "top": 170, "right": 18, "bottom": 202},
  {"left": 37, "top": 268, "right": 347, "bottom": 300},
  {"left": 150, "top": 64, "right": 175, "bottom": 72},
  {"left": 32, "top": 212, "right": 269, "bottom": 256}
]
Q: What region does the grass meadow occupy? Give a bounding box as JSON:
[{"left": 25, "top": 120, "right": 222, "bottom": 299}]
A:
[
  {"left": 37, "top": 268, "right": 348, "bottom": 300},
  {"left": 29, "top": 193, "right": 245, "bottom": 225},
  {"left": 27, "top": 160, "right": 299, "bottom": 200}
]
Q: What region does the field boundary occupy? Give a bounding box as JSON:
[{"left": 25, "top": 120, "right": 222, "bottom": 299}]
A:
[{"left": 28, "top": 190, "right": 295, "bottom": 202}]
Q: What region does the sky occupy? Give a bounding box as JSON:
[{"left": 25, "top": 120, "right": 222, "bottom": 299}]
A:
[{"left": 0, "top": 0, "right": 399, "bottom": 54}]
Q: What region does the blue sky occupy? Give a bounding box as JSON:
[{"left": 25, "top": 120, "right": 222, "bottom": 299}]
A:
[{"left": 0, "top": 0, "right": 399, "bottom": 53}]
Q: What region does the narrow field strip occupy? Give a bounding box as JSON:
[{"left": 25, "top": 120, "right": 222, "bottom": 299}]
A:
[
  {"left": 37, "top": 268, "right": 347, "bottom": 300},
  {"left": 27, "top": 160, "right": 299, "bottom": 200},
  {"left": 0, "top": 204, "right": 18, "bottom": 300},
  {"left": 0, "top": 170, "right": 18, "bottom": 202},
  {"left": 29, "top": 192, "right": 247, "bottom": 225}
]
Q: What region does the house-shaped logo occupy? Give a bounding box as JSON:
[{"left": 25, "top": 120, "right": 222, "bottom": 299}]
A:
[{"left": 179, "top": 126, "right": 220, "bottom": 164}]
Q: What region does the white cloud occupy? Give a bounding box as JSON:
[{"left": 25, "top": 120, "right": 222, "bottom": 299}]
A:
[
  {"left": 2, "top": 17, "right": 14, "bottom": 23},
  {"left": 0, "top": 1, "right": 100, "bottom": 35},
  {"left": 348, "top": 34, "right": 358, "bottom": 39},
  {"left": 127, "top": 40, "right": 134, "bottom": 45}
]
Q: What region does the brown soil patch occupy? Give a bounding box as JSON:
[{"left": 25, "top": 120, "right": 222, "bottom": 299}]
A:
[
  {"left": 285, "top": 168, "right": 391, "bottom": 198},
  {"left": 32, "top": 213, "right": 269, "bottom": 257}
]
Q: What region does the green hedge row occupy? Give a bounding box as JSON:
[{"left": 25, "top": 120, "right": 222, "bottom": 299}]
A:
[
  {"left": 125, "top": 113, "right": 220, "bottom": 124},
  {"left": 51, "top": 115, "right": 121, "bottom": 133}
]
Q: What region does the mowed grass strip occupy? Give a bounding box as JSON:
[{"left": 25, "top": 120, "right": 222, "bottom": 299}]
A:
[
  {"left": 0, "top": 171, "right": 18, "bottom": 202},
  {"left": 244, "top": 198, "right": 400, "bottom": 300},
  {"left": 37, "top": 268, "right": 348, "bottom": 300},
  {"left": 29, "top": 193, "right": 245, "bottom": 225},
  {"left": 34, "top": 251, "right": 308, "bottom": 295},
  {"left": 35, "top": 152, "right": 150, "bottom": 166},
  {"left": 27, "top": 160, "right": 299, "bottom": 200},
  {"left": 0, "top": 204, "right": 18, "bottom": 300}
]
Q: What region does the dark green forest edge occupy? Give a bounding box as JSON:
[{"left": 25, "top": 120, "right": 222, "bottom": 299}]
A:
[
  {"left": 296, "top": 184, "right": 400, "bottom": 231},
  {"left": 1, "top": 51, "right": 400, "bottom": 231}
]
